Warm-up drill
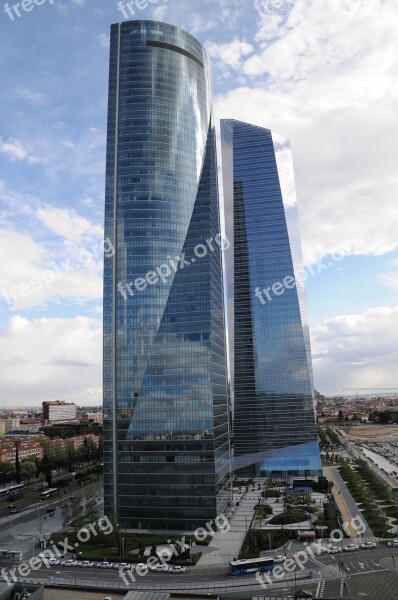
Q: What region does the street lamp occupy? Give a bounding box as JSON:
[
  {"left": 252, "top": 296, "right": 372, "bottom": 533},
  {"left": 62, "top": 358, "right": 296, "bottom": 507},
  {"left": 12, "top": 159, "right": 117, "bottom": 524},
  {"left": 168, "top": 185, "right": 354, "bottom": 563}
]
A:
[{"left": 74, "top": 552, "right": 82, "bottom": 585}]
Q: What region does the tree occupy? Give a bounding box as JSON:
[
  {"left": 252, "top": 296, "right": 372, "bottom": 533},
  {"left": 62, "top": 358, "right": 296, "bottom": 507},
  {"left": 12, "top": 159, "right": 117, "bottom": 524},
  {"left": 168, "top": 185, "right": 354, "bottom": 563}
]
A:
[
  {"left": 39, "top": 452, "right": 53, "bottom": 486},
  {"left": 20, "top": 459, "right": 36, "bottom": 483},
  {"left": 15, "top": 442, "right": 21, "bottom": 484},
  {"left": 138, "top": 542, "right": 145, "bottom": 559},
  {"left": 338, "top": 409, "right": 344, "bottom": 421},
  {"left": 0, "top": 461, "right": 15, "bottom": 487}
]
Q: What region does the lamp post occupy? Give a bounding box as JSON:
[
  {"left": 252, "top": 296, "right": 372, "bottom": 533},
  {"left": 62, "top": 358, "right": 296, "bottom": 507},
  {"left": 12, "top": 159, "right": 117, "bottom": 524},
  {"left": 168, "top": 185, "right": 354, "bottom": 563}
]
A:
[
  {"left": 74, "top": 551, "right": 82, "bottom": 586},
  {"left": 268, "top": 533, "right": 272, "bottom": 552}
]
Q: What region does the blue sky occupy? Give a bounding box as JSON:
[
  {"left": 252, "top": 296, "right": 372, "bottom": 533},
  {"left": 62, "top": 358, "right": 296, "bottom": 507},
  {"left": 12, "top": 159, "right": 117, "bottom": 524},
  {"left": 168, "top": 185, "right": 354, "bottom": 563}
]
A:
[{"left": 1, "top": 0, "right": 397, "bottom": 405}]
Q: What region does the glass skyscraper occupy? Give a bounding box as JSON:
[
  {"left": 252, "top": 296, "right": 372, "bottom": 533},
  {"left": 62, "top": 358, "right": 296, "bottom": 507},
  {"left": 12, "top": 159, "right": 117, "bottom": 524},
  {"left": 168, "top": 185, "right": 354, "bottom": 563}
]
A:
[
  {"left": 103, "top": 21, "right": 231, "bottom": 530},
  {"left": 221, "top": 119, "right": 322, "bottom": 478}
]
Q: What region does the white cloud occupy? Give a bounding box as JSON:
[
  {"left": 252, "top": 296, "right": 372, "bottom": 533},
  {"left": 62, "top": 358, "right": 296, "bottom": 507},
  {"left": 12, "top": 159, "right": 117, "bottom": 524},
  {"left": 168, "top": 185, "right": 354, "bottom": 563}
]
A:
[
  {"left": 152, "top": 5, "right": 168, "bottom": 21},
  {"left": 0, "top": 227, "right": 104, "bottom": 311},
  {"left": 97, "top": 33, "right": 110, "bottom": 48},
  {"left": 206, "top": 39, "right": 254, "bottom": 71},
  {"left": 379, "top": 262, "right": 398, "bottom": 291},
  {"left": 312, "top": 306, "right": 398, "bottom": 395},
  {"left": 216, "top": 0, "right": 398, "bottom": 265},
  {"left": 0, "top": 184, "right": 105, "bottom": 311},
  {"left": 36, "top": 205, "right": 103, "bottom": 244},
  {"left": 0, "top": 137, "right": 38, "bottom": 164},
  {"left": 0, "top": 316, "right": 102, "bottom": 407},
  {"left": 17, "top": 88, "right": 44, "bottom": 103}
]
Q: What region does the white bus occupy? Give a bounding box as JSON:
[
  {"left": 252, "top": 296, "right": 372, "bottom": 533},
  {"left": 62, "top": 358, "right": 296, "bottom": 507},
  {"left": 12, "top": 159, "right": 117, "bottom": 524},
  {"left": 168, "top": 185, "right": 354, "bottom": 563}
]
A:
[
  {"left": 40, "top": 488, "right": 59, "bottom": 499},
  {"left": 0, "top": 549, "right": 23, "bottom": 561}
]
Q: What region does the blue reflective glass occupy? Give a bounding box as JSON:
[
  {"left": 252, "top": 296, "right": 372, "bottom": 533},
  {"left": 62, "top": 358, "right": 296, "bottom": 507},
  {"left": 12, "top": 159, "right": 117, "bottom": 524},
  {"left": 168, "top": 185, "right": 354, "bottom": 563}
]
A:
[
  {"left": 221, "top": 119, "right": 322, "bottom": 478},
  {"left": 103, "top": 21, "right": 231, "bottom": 530}
]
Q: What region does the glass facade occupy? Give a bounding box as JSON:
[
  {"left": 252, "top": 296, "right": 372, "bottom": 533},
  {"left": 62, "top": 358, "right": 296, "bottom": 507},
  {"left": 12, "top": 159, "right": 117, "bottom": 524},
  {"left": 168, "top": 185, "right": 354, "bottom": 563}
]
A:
[
  {"left": 221, "top": 119, "right": 322, "bottom": 478},
  {"left": 103, "top": 21, "right": 231, "bottom": 530}
]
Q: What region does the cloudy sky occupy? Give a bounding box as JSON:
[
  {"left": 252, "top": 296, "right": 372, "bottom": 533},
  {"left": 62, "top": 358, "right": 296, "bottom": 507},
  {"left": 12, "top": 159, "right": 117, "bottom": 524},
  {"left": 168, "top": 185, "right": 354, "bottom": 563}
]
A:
[{"left": 0, "top": 0, "right": 397, "bottom": 406}]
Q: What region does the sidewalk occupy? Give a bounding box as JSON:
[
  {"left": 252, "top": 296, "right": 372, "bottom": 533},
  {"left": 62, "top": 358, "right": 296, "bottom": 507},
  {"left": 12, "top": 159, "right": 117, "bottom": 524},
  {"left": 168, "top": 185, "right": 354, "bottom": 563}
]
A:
[{"left": 197, "top": 488, "right": 263, "bottom": 566}]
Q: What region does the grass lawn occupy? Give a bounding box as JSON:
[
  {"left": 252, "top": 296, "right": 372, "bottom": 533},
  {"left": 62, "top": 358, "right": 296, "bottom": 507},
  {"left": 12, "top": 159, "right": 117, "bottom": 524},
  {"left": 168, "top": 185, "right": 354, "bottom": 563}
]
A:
[{"left": 51, "top": 530, "right": 212, "bottom": 564}]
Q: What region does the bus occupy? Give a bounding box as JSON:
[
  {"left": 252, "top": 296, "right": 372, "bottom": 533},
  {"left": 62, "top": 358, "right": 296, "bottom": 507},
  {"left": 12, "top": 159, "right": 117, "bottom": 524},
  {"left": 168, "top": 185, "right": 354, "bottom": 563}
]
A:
[
  {"left": 0, "top": 549, "right": 23, "bottom": 561},
  {"left": 0, "top": 484, "right": 24, "bottom": 498},
  {"left": 229, "top": 556, "right": 275, "bottom": 575},
  {"left": 40, "top": 488, "right": 59, "bottom": 499},
  {"left": 8, "top": 484, "right": 24, "bottom": 495}
]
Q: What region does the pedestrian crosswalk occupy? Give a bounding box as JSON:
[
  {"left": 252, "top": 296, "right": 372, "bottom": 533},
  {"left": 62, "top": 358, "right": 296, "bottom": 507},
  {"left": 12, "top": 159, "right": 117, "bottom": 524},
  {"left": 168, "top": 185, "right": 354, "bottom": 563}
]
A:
[{"left": 318, "top": 579, "right": 326, "bottom": 596}]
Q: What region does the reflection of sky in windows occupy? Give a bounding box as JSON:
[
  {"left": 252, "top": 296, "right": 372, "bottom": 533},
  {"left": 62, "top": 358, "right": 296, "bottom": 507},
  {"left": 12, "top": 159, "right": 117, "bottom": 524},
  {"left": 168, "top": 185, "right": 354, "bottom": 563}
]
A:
[
  {"left": 103, "top": 22, "right": 231, "bottom": 530},
  {"left": 221, "top": 119, "right": 321, "bottom": 477}
]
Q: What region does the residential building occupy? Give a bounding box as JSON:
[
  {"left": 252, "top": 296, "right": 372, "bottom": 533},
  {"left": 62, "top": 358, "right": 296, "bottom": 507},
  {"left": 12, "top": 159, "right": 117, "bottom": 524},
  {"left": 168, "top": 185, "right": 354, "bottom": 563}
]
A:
[
  {"left": 42, "top": 401, "right": 77, "bottom": 425},
  {"left": 221, "top": 119, "right": 322, "bottom": 478},
  {"left": 103, "top": 20, "right": 232, "bottom": 530}
]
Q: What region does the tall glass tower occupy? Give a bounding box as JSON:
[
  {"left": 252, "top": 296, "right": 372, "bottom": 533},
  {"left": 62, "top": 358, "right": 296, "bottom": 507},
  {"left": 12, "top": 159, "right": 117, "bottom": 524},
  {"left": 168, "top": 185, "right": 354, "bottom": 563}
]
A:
[
  {"left": 103, "top": 21, "right": 231, "bottom": 531},
  {"left": 221, "top": 119, "right": 322, "bottom": 478}
]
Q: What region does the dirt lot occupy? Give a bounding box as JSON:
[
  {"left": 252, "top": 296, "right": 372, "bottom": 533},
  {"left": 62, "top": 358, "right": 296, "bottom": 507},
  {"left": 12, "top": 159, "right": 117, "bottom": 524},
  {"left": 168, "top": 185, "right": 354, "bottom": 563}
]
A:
[{"left": 343, "top": 425, "right": 398, "bottom": 438}]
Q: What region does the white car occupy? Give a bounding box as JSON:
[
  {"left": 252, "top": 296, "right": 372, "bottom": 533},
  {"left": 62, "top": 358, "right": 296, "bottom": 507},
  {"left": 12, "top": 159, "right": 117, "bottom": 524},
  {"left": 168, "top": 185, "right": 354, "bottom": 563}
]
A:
[
  {"left": 387, "top": 541, "right": 398, "bottom": 547},
  {"left": 325, "top": 546, "right": 339, "bottom": 554},
  {"left": 61, "top": 560, "right": 77, "bottom": 567},
  {"left": 170, "top": 565, "right": 185, "bottom": 573},
  {"left": 47, "top": 558, "right": 59, "bottom": 565},
  {"left": 344, "top": 544, "right": 359, "bottom": 552},
  {"left": 135, "top": 563, "right": 148, "bottom": 573},
  {"left": 150, "top": 563, "right": 168, "bottom": 572},
  {"left": 78, "top": 560, "right": 94, "bottom": 568},
  {"left": 361, "top": 542, "right": 376, "bottom": 549},
  {"left": 96, "top": 561, "right": 113, "bottom": 569},
  {"left": 274, "top": 555, "right": 286, "bottom": 563},
  {"left": 113, "top": 563, "right": 131, "bottom": 570}
]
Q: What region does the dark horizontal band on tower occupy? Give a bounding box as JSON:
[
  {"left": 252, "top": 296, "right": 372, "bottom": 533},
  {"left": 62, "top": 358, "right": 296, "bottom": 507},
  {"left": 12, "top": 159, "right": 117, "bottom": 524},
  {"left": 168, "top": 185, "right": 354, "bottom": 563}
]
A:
[{"left": 146, "top": 40, "right": 204, "bottom": 69}]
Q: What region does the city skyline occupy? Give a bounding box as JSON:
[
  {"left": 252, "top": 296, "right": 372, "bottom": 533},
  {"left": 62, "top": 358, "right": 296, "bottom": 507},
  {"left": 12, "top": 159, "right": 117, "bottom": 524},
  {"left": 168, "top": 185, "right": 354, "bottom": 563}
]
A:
[{"left": 1, "top": 0, "right": 397, "bottom": 406}]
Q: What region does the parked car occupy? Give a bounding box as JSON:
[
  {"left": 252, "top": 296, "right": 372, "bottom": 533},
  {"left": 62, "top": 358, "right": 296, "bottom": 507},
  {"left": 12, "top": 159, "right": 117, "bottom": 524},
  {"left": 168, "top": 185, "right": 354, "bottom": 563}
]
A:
[
  {"left": 61, "top": 560, "right": 77, "bottom": 567},
  {"left": 97, "top": 561, "right": 113, "bottom": 569},
  {"left": 78, "top": 561, "right": 94, "bottom": 568},
  {"left": 274, "top": 555, "right": 286, "bottom": 563},
  {"left": 10, "top": 509, "right": 20, "bottom": 514},
  {"left": 361, "top": 542, "right": 376, "bottom": 549},
  {"left": 170, "top": 565, "right": 186, "bottom": 573},
  {"left": 150, "top": 563, "right": 168, "bottom": 572},
  {"left": 325, "top": 546, "right": 339, "bottom": 554},
  {"left": 113, "top": 563, "right": 131, "bottom": 570},
  {"left": 47, "top": 558, "right": 59, "bottom": 565},
  {"left": 294, "top": 591, "right": 313, "bottom": 599},
  {"left": 387, "top": 540, "right": 398, "bottom": 547},
  {"left": 170, "top": 565, "right": 185, "bottom": 573}
]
